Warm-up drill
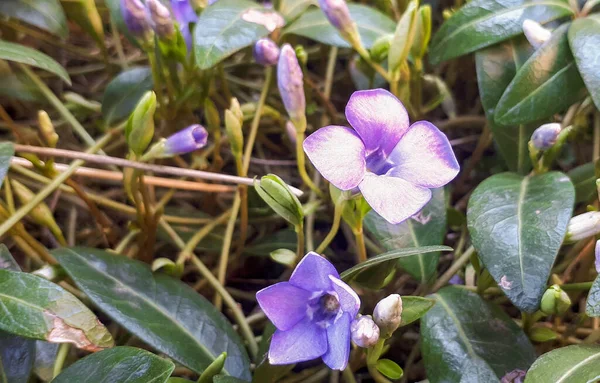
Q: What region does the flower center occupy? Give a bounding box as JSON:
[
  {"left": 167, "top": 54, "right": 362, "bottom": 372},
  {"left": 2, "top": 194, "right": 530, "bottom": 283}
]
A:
[
  {"left": 307, "top": 293, "right": 341, "bottom": 327},
  {"left": 321, "top": 294, "right": 341, "bottom": 313}
]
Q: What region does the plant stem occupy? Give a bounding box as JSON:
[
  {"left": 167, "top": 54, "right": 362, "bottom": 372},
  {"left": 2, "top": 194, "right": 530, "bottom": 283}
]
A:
[
  {"left": 214, "top": 193, "right": 241, "bottom": 310},
  {"left": 316, "top": 201, "right": 343, "bottom": 253},
  {"left": 176, "top": 210, "right": 231, "bottom": 266},
  {"left": 431, "top": 246, "right": 476, "bottom": 292},
  {"left": 354, "top": 222, "right": 368, "bottom": 263},
  {"left": 296, "top": 224, "right": 305, "bottom": 261},
  {"left": 295, "top": 130, "right": 322, "bottom": 196},
  {"left": 242, "top": 67, "right": 273, "bottom": 174},
  {"left": 52, "top": 343, "right": 70, "bottom": 378}
]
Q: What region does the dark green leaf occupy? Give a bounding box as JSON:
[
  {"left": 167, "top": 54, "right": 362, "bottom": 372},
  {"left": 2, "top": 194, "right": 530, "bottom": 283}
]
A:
[
  {"left": 429, "top": 0, "right": 573, "bottom": 64},
  {"left": 376, "top": 359, "right": 403, "bottom": 380},
  {"left": 568, "top": 162, "right": 596, "bottom": 204},
  {"left": 495, "top": 24, "right": 587, "bottom": 125},
  {"left": 524, "top": 344, "right": 600, "bottom": 382},
  {"left": 353, "top": 262, "right": 397, "bottom": 290},
  {"left": 0, "top": 0, "right": 68, "bottom": 38},
  {"left": 568, "top": 15, "right": 600, "bottom": 110},
  {"left": 0, "top": 41, "right": 70, "bottom": 85},
  {"left": 340, "top": 246, "right": 452, "bottom": 281},
  {"left": 0, "top": 72, "right": 43, "bottom": 102},
  {"left": 421, "top": 287, "right": 536, "bottom": 382},
  {"left": 279, "top": 0, "right": 315, "bottom": 21},
  {"left": 167, "top": 379, "right": 194, "bottom": 383},
  {"left": 243, "top": 230, "right": 296, "bottom": 257},
  {"left": 0, "top": 269, "right": 114, "bottom": 351},
  {"left": 52, "top": 346, "right": 175, "bottom": 383},
  {"left": 467, "top": 172, "right": 575, "bottom": 312},
  {"left": 400, "top": 296, "right": 436, "bottom": 326},
  {"left": 33, "top": 341, "right": 58, "bottom": 382},
  {"left": 52, "top": 247, "right": 251, "bottom": 381},
  {"left": 102, "top": 67, "right": 153, "bottom": 125},
  {"left": 214, "top": 377, "right": 250, "bottom": 383},
  {"left": 284, "top": 4, "right": 396, "bottom": 49},
  {"left": 586, "top": 273, "right": 600, "bottom": 316},
  {"left": 364, "top": 188, "right": 447, "bottom": 283},
  {"left": 194, "top": 0, "right": 271, "bottom": 70}
]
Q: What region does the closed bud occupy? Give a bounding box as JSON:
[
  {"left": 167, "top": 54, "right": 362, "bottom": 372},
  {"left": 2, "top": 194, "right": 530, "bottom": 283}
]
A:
[
  {"left": 565, "top": 211, "right": 600, "bottom": 242},
  {"left": 225, "top": 110, "right": 243, "bottom": 157},
  {"left": 278, "top": 44, "right": 306, "bottom": 130},
  {"left": 370, "top": 34, "right": 392, "bottom": 63},
  {"left": 254, "top": 174, "right": 304, "bottom": 227},
  {"left": 531, "top": 123, "right": 561, "bottom": 150},
  {"left": 229, "top": 98, "right": 243, "bottom": 122},
  {"left": 126, "top": 91, "right": 156, "bottom": 155},
  {"left": 295, "top": 45, "right": 308, "bottom": 66},
  {"left": 318, "top": 0, "right": 357, "bottom": 40},
  {"left": 38, "top": 111, "right": 58, "bottom": 148},
  {"left": 410, "top": 5, "right": 432, "bottom": 60},
  {"left": 163, "top": 124, "right": 208, "bottom": 156},
  {"left": 373, "top": 294, "right": 403, "bottom": 338},
  {"left": 595, "top": 240, "right": 600, "bottom": 273},
  {"left": 120, "top": 0, "right": 152, "bottom": 39},
  {"left": 500, "top": 369, "right": 526, "bottom": 383},
  {"left": 285, "top": 120, "right": 296, "bottom": 145},
  {"left": 254, "top": 38, "right": 280, "bottom": 66},
  {"left": 540, "top": 284, "right": 571, "bottom": 315},
  {"left": 147, "top": 0, "right": 175, "bottom": 39},
  {"left": 204, "top": 98, "right": 221, "bottom": 131},
  {"left": 522, "top": 19, "right": 551, "bottom": 48},
  {"left": 32, "top": 264, "right": 64, "bottom": 281},
  {"left": 351, "top": 315, "right": 380, "bottom": 348}
]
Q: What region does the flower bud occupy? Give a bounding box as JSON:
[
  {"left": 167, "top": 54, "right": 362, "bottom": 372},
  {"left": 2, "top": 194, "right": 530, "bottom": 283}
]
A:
[
  {"left": 229, "top": 98, "right": 243, "bottom": 122},
  {"left": 295, "top": 45, "right": 308, "bottom": 66},
  {"left": 370, "top": 34, "right": 392, "bottom": 63},
  {"left": 254, "top": 38, "right": 280, "bottom": 66},
  {"left": 204, "top": 98, "right": 221, "bottom": 132},
  {"left": 126, "top": 91, "right": 156, "bottom": 155},
  {"left": 531, "top": 123, "right": 561, "bottom": 150},
  {"left": 32, "top": 264, "right": 64, "bottom": 281},
  {"left": 285, "top": 120, "right": 296, "bottom": 145},
  {"left": 318, "top": 0, "right": 353, "bottom": 35},
  {"left": 540, "top": 284, "right": 571, "bottom": 316},
  {"left": 254, "top": 174, "right": 304, "bottom": 227},
  {"left": 277, "top": 44, "right": 306, "bottom": 130},
  {"left": 565, "top": 211, "right": 600, "bottom": 242},
  {"left": 373, "top": 294, "right": 403, "bottom": 338},
  {"left": 522, "top": 19, "right": 551, "bottom": 48},
  {"left": 120, "top": 0, "right": 152, "bottom": 39},
  {"left": 38, "top": 111, "right": 58, "bottom": 148},
  {"left": 595, "top": 240, "right": 600, "bottom": 273},
  {"left": 351, "top": 315, "right": 380, "bottom": 348},
  {"left": 164, "top": 124, "right": 208, "bottom": 156},
  {"left": 147, "top": 0, "right": 175, "bottom": 40},
  {"left": 500, "top": 369, "right": 526, "bottom": 383},
  {"left": 225, "top": 110, "right": 243, "bottom": 157},
  {"left": 410, "top": 5, "right": 432, "bottom": 60}
]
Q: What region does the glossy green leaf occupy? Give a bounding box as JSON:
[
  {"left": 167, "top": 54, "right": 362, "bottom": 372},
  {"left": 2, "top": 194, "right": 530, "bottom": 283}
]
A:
[
  {"left": 495, "top": 24, "right": 587, "bottom": 125},
  {"left": 364, "top": 188, "right": 447, "bottom": 283},
  {"left": 102, "top": 67, "right": 153, "bottom": 125},
  {"left": 194, "top": 0, "right": 271, "bottom": 70},
  {"left": 429, "top": 0, "right": 573, "bottom": 64},
  {"left": 586, "top": 273, "right": 600, "bottom": 316},
  {"left": 52, "top": 247, "right": 251, "bottom": 381},
  {"left": 0, "top": 142, "right": 13, "bottom": 196},
  {"left": 568, "top": 15, "right": 600, "bottom": 110},
  {"left": 340, "top": 246, "right": 452, "bottom": 281},
  {"left": 467, "top": 172, "right": 575, "bottom": 312},
  {"left": 475, "top": 37, "right": 536, "bottom": 173},
  {"left": 0, "top": 269, "right": 114, "bottom": 351},
  {"left": 400, "top": 296, "right": 436, "bottom": 326},
  {"left": 279, "top": 0, "right": 315, "bottom": 21},
  {"left": 0, "top": 0, "right": 68, "bottom": 38},
  {"left": 524, "top": 345, "right": 600, "bottom": 382},
  {"left": 376, "top": 359, "right": 403, "bottom": 380},
  {"left": 284, "top": 4, "right": 396, "bottom": 49},
  {"left": 568, "top": 162, "right": 596, "bottom": 203},
  {"left": 53, "top": 347, "right": 175, "bottom": 383},
  {"left": 421, "top": 287, "right": 536, "bottom": 382},
  {"left": 0, "top": 41, "right": 70, "bottom": 85}
]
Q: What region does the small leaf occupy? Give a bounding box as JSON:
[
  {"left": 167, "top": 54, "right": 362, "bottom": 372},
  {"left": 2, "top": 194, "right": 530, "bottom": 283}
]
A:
[
  {"left": 421, "top": 287, "right": 536, "bottom": 382},
  {"left": 529, "top": 327, "right": 559, "bottom": 342},
  {"left": 495, "top": 24, "right": 587, "bottom": 125},
  {"left": 0, "top": 142, "right": 13, "bottom": 191},
  {"left": 376, "top": 359, "right": 403, "bottom": 380},
  {"left": 0, "top": 269, "right": 114, "bottom": 351},
  {"left": 467, "top": 172, "right": 575, "bottom": 312},
  {"left": 279, "top": 0, "right": 315, "bottom": 21},
  {"left": 52, "top": 347, "right": 175, "bottom": 383},
  {"left": 399, "top": 296, "right": 436, "bottom": 326},
  {"left": 269, "top": 249, "right": 296, "bottom": 267},
  {"left": 568, "top": 162, "right": 596, "bottom": 204},
  {"left": 284, "top": 4, "right": 396, "bottom": 49},
  {"left": 429, "top": 0, "right": 573, "bottom": 64},
  {"left": 102, "top": 67, "right": 153, "bottom": 125},
  {"left": 524, "top": 345, "right": 600, "bottom": 382},
  {"left": 0, "top": 0, "right": 68, "bottom": 38},
  {"left": 586, "top": 273, "right": 600, "bottom": 317},
  {"left": 388, "top": 0, "right": 419, "bottom": 72},
  {"left": 568, "top": 15, "right": 600, "bottom": 110},
  {"left": 0, "top": 41, "right": 70, "bottom": 85}
]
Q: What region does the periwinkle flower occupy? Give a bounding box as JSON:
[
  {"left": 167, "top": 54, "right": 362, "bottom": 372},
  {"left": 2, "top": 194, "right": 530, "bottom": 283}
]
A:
[
  {"left": 163, "top": 124, "right": 208, "bottom": 156},
  {"left": 256, "top": 252, "right": 360, "bottom": 370},
  {"left": 170, "top": 0, "right": 198, "bottom": 51},
  {"left": 350, "top": 315, "right": 379, "bottom": 348},
  {"left": 522, "top": 19, "right": 551, "bottom": 48},
  {"left": 278, "top": 44, "right": 306, "bottom": 128},
  {"left": 531, "top": 123, "right": 561, "bottom": 150},
  {"left": 121, "top": 0, "right": 152, "bottom": 38},
  {"left": 254, "top": 38, "right": 280, "bottom": 66},
  {"left": 304, "top": 89, "right": 459, "bottom": 224},
  {"left": 147, "top": 0, "right": 175, "bottom": 39},
  {"left": 318, "top": 0, "right": 353, "bottom": 34}
]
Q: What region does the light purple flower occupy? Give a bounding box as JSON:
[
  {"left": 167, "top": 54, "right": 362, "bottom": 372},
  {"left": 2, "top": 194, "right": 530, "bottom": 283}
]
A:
[
  {"left": 448, "top": 274, "right": 464, "bottom": 285},
  {"left": 318, "top": 0, "right": 353, "bottom": 33},
  {"left": 164, "top": 124, "right": 208, "bottom": 156},
  {"left": 254, "top": 38, "right": 280, "bottom": 66},
  {"left": 147, "top": 0, "right": 175, "bottom": 39},
  {"left": 277, "top": 44, "right": 305, "bottom": 125},
  {"left": 531, "top": 122, "right": 561, "bottom": 150},
  {"left": 350, "top": 315, "right": 379, "bottom": 348},
  {"left": 595, "top": 240, "right": 600, "bottom": 274},
  {"left": 121, "top": 0, "right": 152, "bottom": 38},
  {"left": 170, "top": 0, "right": 198, "bottom": 51},
  {"left": 256, "top": 252, "right": 360, "bottom": 370},
  {"left": 304, "top": 89, "right": 459, "bottom": 224}
]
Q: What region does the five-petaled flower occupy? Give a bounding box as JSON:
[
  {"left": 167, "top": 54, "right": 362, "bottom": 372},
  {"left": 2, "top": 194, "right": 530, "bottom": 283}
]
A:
[
  {"left": 304, "top": 89, "right": 459, "bottom": 224},
  {"left": 256, "top": 252, "right": 360, "bottom": 370}
]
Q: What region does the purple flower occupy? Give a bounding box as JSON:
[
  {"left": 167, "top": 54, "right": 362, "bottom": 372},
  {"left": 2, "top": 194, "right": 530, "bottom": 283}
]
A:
[
  {"left": 318, "top": 0, "right": 353, "bottom": 33},
  {"left": 164, "top": 124, "right": 208, "bottom": 156},
  {"left": 278, "top": 44, "right": 305, "bottom": 126},
  {"left": 501, "top": 369, "right": 526, "bottom": 383},
  {"left": 448, "top": 274, "right": 464, "bottom": 285},
  {"left": 595, "top": 240, "right": 600, "bottom": 274},
  {"left": 256, "top": 252, "right": 360, "bottom": 370},
  {"left": 147, "top": 0, "right": 175, "bottom": 39},
  {"left": 254, "top": 38, "right": 280, "bottom": 66},
  {"left": 121, "top": 0, "right": 152, "bottom": 38},
  {"left": 531, "top": 122, "right": 561, "bottom": 150},
  {"left": 304, "top": 89, "right": 459, "bottom": 224},
  {"left": 170, "top": 0, "right": 198, "bottom": 51}
]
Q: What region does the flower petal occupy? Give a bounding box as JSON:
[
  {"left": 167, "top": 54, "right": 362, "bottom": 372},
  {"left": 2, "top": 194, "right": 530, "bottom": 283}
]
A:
[
  {"left": 256, "top": 282, "right": 311, "bottom": 331},
  {"left": 322, "top": 312, "right": 351, "bottom": 370},
  {"left": 329, "top": 276, "right": 360, "bottom": 318},
  {"left": 386, "top": 121, "right": 460, "bottom": 188},
  {"left": 345, "top": 89, "right": 410, "bottom": 157},
  {"left": 359, "top": 174, "right": 432, "bottom": 225},
  {"left": 290, "top": 252, "right": 339, "bottom": 292},
  {"left": 304, "top": 126, "right": 366, "bottom": 190},
  {"left": 269, "top": 317, "right": 327, "bottom": 365}
]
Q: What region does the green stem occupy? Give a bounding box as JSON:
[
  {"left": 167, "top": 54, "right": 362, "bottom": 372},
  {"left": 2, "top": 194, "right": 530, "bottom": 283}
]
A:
[
  {"left": 316, "top": 201, "right": 343, "bottom": 253},
  {"left": 561, "top": 281, "right": 593, "bottom": 291},
  {"left": 296, "top": 223, "right": 305, "bottom": 261},
  {"left": 176, "top": 210, "right": 231, "bottom": 266},
  {"left": 354, "top": 45, "right": 391, "bottom": 83},
  {"left": 52, "top": 343, "right": 70, "bottom": 378},
  {"left": 242, "top": 67, "right": 273, "bottom": 174},
  {"left": 342, "top": 367, "right": 357, "bottom": 383},
  {"left": 367, "top": 339, "right": 391, "bottom": 383},
  {"left": 295, "top": 130, "right": 322, "bottom": 196},
  {"left": 431, "top": 246, "right": 476, "bottom": 292},
  {"left": 354, "top": 222, "right": 368, "bottom": 263},
  {"left": 214, "top": 193, "right": 241, "bottom": 310}
]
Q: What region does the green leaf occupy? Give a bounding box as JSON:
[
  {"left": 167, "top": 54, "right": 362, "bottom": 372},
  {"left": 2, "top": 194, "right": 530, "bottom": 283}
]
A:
[
  {"left": 0, "top": 269, "right": 114, "bottom": 351},
  {"left": 340, "top": 246, "right": 452, "bottom": 281},
  {"left": 0, "top": 142, "right": 13, "bottom": 194},
  {"left": 0, "top": 245, "right": 18, "bottom": 271},
  {"left": 400, "top": 296, "right": 436, "bottom": 326},
  {"left": 284, "top": 4, "right": 396, "bottom": 49},
  {"left": 279, "top": 0, "right": 315, "bottom": 21},
  {"left": 475, "top": 37, "right": 536, "bottom": 173},
  {"left": 52, "top": 247, "right": 251, "bottom": 381},
  {"left": 524, "top": 344, "right": 600, "bottom": 382},
  {"left": 167, "top": 379, "right": 194, "bottom": 383},
  {"left": 467, "top": 172, "right": 575, "bottom": 312},
  {"left": 0, "top": 0, "right": 68, "bottom": 38},
  {"left": 33, "top": 341, "right": 58, "bottom": 382},
  {"left": 495, "top": 24, "right": 587, "bottom": 125},
  {"left": 364, "top": 188, "right": 447, "bottom": 283},
  {"left": 529, "top": 326, "right": 559, "bottom": 342},
  {"left": 0, "top": 41, "right": 70, "bottom": 85},
  {"left": 421, "top": 287, "right": 536, "bottom": 382},
  {"left": 376, "top": 359, "right": 403, "bottom": 380},
  {"left": 52, "top": 347, "right": 175, "bottom": 383},
  {"left": 243, "top": 229, "right": 296, "bottom": 257},
  {"left": 586, "top": 273, "right": 600, "bottom": 316},
  {"left": 102, "top": 67, "right": 153, "bottom": 126},
  {"left": 0, "top": 72, "right": 43, "bottom": 102},
  {"left": 568, "top": 162, "right": 596, "bottom": 204},
  {"left": 429, "top": 0, "right": 573, "bottom": 64},
  {"left": 194, "top": 0, "right": 271, "bottom": 70},
  {"left": 388, "top": 0, "right": 419, "bottom": 72},
  {"left": 568, "top": 15, "right": 600, "bottom": 110}
]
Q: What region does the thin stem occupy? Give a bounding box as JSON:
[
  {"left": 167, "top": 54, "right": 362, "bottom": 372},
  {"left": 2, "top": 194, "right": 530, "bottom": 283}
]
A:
[
  {"left": 110, "top": 15, "right": 128, "bottom": 69},
  {"left": 296, "top": 224, "right": 305, "bottom": 261},
  {"left": 354, "top": 223, "right": 368, "bottom": 263},
  {"left": 242, "top": 67, "right": 273, "bottom": 174},
  {"left": 52, "top": 343, "right": 70, "bottom": 378},
  {"left": 316, "top": 202, "right": 343, "bottom": 253},
  {"left": 214, "top": 193, "right": 242, "bottom": 310},
  {"left": 176, "top": 210, "right": 231, "bottom": 266},
  {"left": 342, "top": 367, "right": 357, "bottom": 383},
  {"left": 295, "top": 130, "right": 322, "bottom": 196},
  {"left": 431, "top": 246, "right": 476, "bottom": 292}
]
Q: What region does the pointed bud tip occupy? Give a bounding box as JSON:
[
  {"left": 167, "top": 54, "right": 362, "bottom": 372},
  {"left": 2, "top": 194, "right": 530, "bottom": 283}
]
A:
[
  {"left": 373, "top": 294, "right": 403, "bottom": 338},
  {"left": 540, "top": 284, "right": 571, "bottom": 316},
  {"left": 351, "top": 316, "right": 380, "bottom": 348},
  {"left": 254, "top": 38, "right": 280, "bottom": 66},
  {"left": 318, "top": 0, "right": 353, "bottom": 32},
  {"left": 522, "top": 19, "right": 552, "bottom": 48},
  {"left": 121, "top": 0, "right": 153, "bottom": 37}
]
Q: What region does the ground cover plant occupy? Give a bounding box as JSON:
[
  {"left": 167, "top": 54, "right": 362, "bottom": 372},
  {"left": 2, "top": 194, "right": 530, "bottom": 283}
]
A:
[{"left": 0, "top": 0, "right": 599, "bottom": 381}]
